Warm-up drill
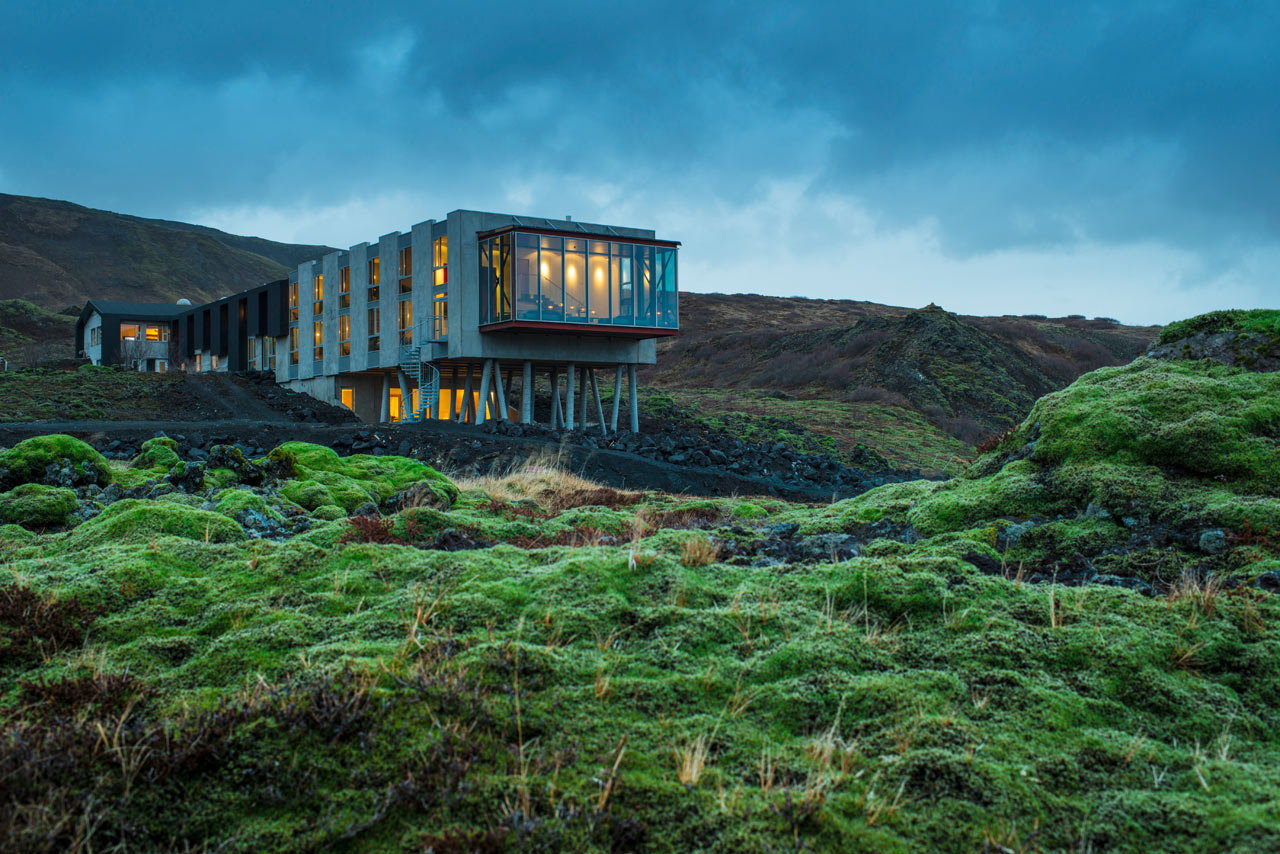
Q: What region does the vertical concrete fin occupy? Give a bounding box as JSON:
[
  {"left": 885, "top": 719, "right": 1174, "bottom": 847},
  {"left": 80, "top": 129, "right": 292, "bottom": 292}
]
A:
[
  {"left": 565, "top": 363, "right": 576, "bottom": 430},
  {"left": 611, "top": 368, "right": 623, "bottom": 433},
  {"left": 521, "top": 361, "right": 533, "bottom": 424},
  {"left": 628, "top": 363, "right": 639, "bottom": 433}
]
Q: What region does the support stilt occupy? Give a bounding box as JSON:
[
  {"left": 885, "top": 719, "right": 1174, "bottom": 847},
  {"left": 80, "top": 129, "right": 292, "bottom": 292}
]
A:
[
  {"left": 565, "top": 363, "right": 576, "bottom": 430},
  {"left": 610, "top": 368, "right": 622, "bottom": 433},
  {"left": 550, "top": 368, "right": 561, "bottom": 428},
  {"left": 589, "top": 368, "right": 607, "bottom": 436},
  {"left": 579, "top": 367, "right": 588, "bottom": 430},
  {"left": 521, "top": 361, "right": 533, "bottom": 424},
  {"left": 475, "top": 360, "right": 492, "bottom": 425},
  {"left": 493, "top": 363, "right": 507, "bottom": 422},
  {"left": 456, "top": 365, "right": 472, "bottom": 422},
  {"left": 628, "top": 363, "right": 639, "bottom": 433},
  {"left": 380, "top": 372, "right": 391, "bottom": 423}
]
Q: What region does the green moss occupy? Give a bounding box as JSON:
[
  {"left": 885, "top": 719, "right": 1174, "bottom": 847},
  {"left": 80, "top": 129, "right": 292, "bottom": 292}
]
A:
[
  {"left": 732, "top": 501, "right": 769, "bottom": 519},
  {"left": 0, "top": 434, "right": 111, "bottom": 486},
  {"left": 311, "top": 504, "right": 345, "bottom": 521},
  {"left": 214, "top": 489, "right": 283, "bottom": 522},
  {"left": 0, "top": 522, "right": 34, "bottom": 543},
  {"left": 64, "top": 499, "right": 244, "bottom": 549},
  {"left": 269, "top": 441, "right": 459, "bottom": 509},
  {"left": 130, "top": 436, "right": 180, "bottom": 470},
  {"left": 279, "top": 480, "right": 336, "bottom": 512},
  {"left": 0, "top": 483, "right": 79, "bottom": 528},
  {"left": 1158, "top": 308, "right": 1280, "bottom": 344}
]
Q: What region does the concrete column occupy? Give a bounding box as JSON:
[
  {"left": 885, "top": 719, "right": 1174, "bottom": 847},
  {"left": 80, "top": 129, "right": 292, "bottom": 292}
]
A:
[
  {"left": 521, "top": 361, "right": 533, "bottom": 423},
  {"left": 397, "top": 369, "right": 412, "bottom": 422},
  {"left": 475, "top": 359, "right": 492, "bottom": 425},
  {"left": 590, "top": 368, "right": 607, "bottom": 436},
  {"left": 380, "top": 372, "right": 391, "bottom": 423},
  {"left": 610, "top": 368, "right": 622, "bottom": 433},
  {"left": 492, "top": 362, "right": 507, "bottom": 422},
  {"left": 579, "top": 368, "right": 589, "bottom": 431},
  {"left": 455, "top": 364, "right": 472, "bottom": 422},
  {"left": 550, "top": 368, "right": 561, "bottom": 428},
  {"left": 565, "top": 362, "right": 576, "bottom": 430},
  {"left": 628, "top": 363, "right": 639, "bottom": 433}
]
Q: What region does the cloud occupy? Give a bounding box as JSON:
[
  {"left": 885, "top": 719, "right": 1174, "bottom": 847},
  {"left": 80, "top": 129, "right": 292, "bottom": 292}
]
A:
[{"left": 1, "top": 1, "right": 1277, "bottom": 324}]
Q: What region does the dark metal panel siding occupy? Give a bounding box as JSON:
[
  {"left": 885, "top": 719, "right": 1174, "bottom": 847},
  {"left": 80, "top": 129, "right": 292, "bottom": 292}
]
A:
[
  {"left": 100, "top": 316, "right": 121, "bottom": 366},
  {"left": 268, "top": 280, "right": 288, "bottom": 337},
  {"left": 217, "top": 303, "right": 229, "bottom": 357}
]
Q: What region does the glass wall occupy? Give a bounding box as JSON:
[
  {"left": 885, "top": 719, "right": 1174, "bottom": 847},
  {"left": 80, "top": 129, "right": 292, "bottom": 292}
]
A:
[{"left": 479, "top": 232, "right": 677, "bottom": 328}]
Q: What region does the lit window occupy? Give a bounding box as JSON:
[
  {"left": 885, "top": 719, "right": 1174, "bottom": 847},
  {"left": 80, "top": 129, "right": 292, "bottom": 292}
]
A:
[
  {"left": 314, "top": 273, "right": 324, "bottom": 315},
  {"left": 212, "top": 354, "right": 219, "bottom": 370},
  {"left": 196, "top": 352, "right": 203, "bottom": 371},
  {"left": 398, "top": 300, "right": 413, "bottom": 346},
  {"left": 339, "top": 266, "right": 350, "bottom": 309},
  {"left": 399, "top": 246, "right": 412, "bottom": 277},
  {"left": 338, "top": 314, "right": 350, "bottom": 357},
  {"left": 368, "top": 307, "right": 380, "bottom": 351},
  {"left": 289, "top": 327, "right": 299, "bottom": 365},
  {"left": 433, "top": 296, "right": 448, "bottom": 338},
  {"left": 289, "top": 282, "right": 299, "bottom": 322},
  {"left": 247, "top": 335, "right": 258, "bottom": 369},
  {"left": 340, "top": 388, "right": 353, "bottom": 410},
  {"left": 313, "top": 320, "right": 324, "bottom": 361},
  {"left": 399, "top": 275, "right": 412, "bottom": 295},
  {"left": 144, "top": 325, "right": 170, "bottom": 342},
  {"left": 266, "top": 336, "right": 277, "bottom": 370},
  {"left": 120, "top": 323, "right": 139, "bottom": 340},
  {"left": 368, "top": 257, "right": 380, "bottom": 285}
]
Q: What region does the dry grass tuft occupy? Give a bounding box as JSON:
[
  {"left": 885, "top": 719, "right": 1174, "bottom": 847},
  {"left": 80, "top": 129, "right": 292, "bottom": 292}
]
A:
[
  {"left": 680, "top": 534, "right": 720, "bottom": 567},
  {"left": 449, "top": 452, "right": 642, "bottom": 512}
]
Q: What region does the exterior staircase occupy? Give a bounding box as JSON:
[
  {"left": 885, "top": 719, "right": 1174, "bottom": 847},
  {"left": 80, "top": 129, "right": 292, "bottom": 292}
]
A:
[{"left": 398, "top": 345, "right": 440, "bottom": 423}]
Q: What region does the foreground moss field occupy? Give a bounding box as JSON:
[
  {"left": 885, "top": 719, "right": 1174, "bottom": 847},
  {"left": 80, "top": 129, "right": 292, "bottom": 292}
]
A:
[{"left": 2, "top": 327, "right": 1279, "bottom": 850}]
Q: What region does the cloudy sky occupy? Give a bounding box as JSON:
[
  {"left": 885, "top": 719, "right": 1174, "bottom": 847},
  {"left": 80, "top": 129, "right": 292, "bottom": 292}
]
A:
[{"left": 2, "top": 1, "right": 1276, "bottom": 324}]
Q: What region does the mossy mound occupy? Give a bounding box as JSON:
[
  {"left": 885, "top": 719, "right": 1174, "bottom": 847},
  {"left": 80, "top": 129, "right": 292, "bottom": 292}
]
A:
[
  {"left": 268, "top": 442, "right": 457, "bottom": 511},
  {"left": 214, "top": 489, "right": 283, "bottom": 522},
  {"left": 0, "top": 434, "right": 111, "bottom": 488},
  {"left": 0, "top": 483, "right": 79, "bottom": 528},
  {"left": 130, "top": 437, "right": 180, "bottom": 471},
  {"left": 65, "top": 499, "right": 245, "bottom": 549},
  {"left": 1158, "top": 308, "right": 1280, "bottom": 345},
  {"left": 802, "top": 356, "right": 1280, "bottom": 580}
]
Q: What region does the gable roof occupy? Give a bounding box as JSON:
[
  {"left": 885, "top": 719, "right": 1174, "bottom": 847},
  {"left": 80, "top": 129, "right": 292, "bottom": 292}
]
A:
[{"left": 83, "top": 299, "right": 188, "bottom": 320}]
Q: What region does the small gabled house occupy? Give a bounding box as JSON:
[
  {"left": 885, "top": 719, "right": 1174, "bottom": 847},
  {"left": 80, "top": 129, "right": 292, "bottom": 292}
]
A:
[{"left": 75, "top": 299, "right": 189, "bottom": 372}]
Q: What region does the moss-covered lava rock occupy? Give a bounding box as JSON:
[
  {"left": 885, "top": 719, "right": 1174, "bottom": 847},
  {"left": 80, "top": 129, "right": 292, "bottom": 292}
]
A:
[
  {"left": 0, "top": 483, "right": 79, "bottom": 528},
  {"left": 0, "top": 434, "right": 111, "bottom": 489}
]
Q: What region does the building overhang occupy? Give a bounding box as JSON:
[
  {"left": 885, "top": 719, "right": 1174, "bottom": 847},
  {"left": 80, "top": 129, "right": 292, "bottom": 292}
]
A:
[
  {"left": 479, "top": 320, "right": 679, "bottom": 338},
  {"left": 475, "top": 224, "right": 680, "bottom": 248}
]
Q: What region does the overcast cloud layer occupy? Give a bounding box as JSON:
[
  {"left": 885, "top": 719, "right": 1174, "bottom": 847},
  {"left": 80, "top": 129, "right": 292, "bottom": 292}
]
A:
[{"left": 2, "top": 1, "right": 1277, "bottom": 324}]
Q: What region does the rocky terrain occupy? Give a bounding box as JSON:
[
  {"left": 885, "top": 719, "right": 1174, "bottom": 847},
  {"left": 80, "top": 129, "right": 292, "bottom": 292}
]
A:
[{"left": 0, "top": 309, "right": 1276, "bottom": 852}]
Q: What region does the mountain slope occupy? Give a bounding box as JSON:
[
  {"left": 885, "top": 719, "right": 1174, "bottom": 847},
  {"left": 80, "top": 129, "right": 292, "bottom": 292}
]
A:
[
  {"left": 646, "top": 295, "right": 1158, "bottom": 470},
  {"left": 0, "top": 193, "right": 334, "bottom": 309}
]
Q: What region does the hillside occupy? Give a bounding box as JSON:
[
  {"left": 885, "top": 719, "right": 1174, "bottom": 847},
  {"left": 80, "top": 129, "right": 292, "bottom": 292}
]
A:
[
  {"left": 645, "top": 294, "right": 1158, "bottom": 473},
  {"left": 0, "top": 310, "right": 1276, "bottom": 851},
  {"left": 0, "top": 193, "right": 333, "bottom": 309}
]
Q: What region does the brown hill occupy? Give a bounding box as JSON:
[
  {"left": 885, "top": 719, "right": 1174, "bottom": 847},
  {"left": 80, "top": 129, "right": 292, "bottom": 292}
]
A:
[
  {"left": 643, "top": 293, "right": 1158, "bottom": 471},
  {"left": 0, "top": 193, "right": 334, "bottom": 310}
]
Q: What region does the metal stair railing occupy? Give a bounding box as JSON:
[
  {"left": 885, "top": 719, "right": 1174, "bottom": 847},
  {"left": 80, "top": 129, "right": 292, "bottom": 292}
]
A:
[{"left": 397, "top": 344, "right": 440, "bottom": 423}]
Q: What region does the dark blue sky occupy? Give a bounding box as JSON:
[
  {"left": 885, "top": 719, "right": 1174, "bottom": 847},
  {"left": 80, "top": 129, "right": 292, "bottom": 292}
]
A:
[{"left": 3, "top": 1, "right": 1277, "bottom": 323}]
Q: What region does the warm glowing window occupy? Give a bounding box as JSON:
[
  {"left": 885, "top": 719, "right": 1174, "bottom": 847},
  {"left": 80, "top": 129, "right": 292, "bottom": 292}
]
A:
[
  {"left": 144, "top": 325, "right": 170, "bottom": 342},
  {"left": 212, "top": 354, "right": 220, "bottom": 370},
  {"left": 368, "top": 307, "right": 380, "bottom": 351},
  {"left": 313, "top": 320, "right": 323, "bottom": 361},
  {"left": 313, "top": 273, "right": 324, "bottom": 314},
  {"left": 338, "top": 314, "right": 350, "bottom": 357},
  {"left": 398, "top": 247, "right": 412, "bottom": 277},
  {"left": 266, "top": 336, "right": 276, "bottom": 370},
  {"left": 340, "top": 388, "right": 353, "bottom": 410},
  {"left": 247, "top": 335, "right": 258, "bottom": 369},
  {"left": 289, "top": 327, "right": 299, "bottom": 365},
  {"left": 120, "top": 323, "right": 139, "bottom": 340},
  {"left": 196, "top": 352, "right": 203, "bottom": 371},
  {"left": 433, "top": 296, "right": 448, "bottom": 339},
  {"left": 398, "top": 300, "right": 412, "bottom": 346},
  {"left": 368, "top": 257, "right": 380, "bottom": 286},
  {"left": 289, "top": 282, "right": 299, "bottom": 321},
  {"left": 433, "top": 236, "right": 448, "bottom": 286},
  {"left": 339, "top": 266, "right": 350, "bottom": 309}
]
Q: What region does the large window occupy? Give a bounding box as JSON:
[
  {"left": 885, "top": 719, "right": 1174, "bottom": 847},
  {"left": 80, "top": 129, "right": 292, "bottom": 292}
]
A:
[
  {"left": 368, "top": 258, "right": 380, "bottom": 303},
  {"left": 339, "top": 266, "right": 350, "bottom": 309},
  {"left": 289, "top": 327, "right": 299, "bottom": 365},
  {"left": 313, "top": 273, "right": 324, "bottom": 315},
  {"left": 312, "top": 320, "right": 323, "bottom": 362},
  {"left": 368, "top": 307, "right": 381, "bottom": 351},
  {"left": 433, "top": 236, "right": 448, "bottom": 285},
  {"left": 338, "top": 315, "right": 350, "bottom": 357},
  {"left": 398, "top": 247, "right": 413, "bottom": 295},
  {"left": 480, "top": 232, "right": 677, "bottom": 328},
  {"left": 289, "top": 281, "right": 299, "bottom": 322},
  {"left": 398, "top": 300, "right": 413, "bottom": 346}
]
